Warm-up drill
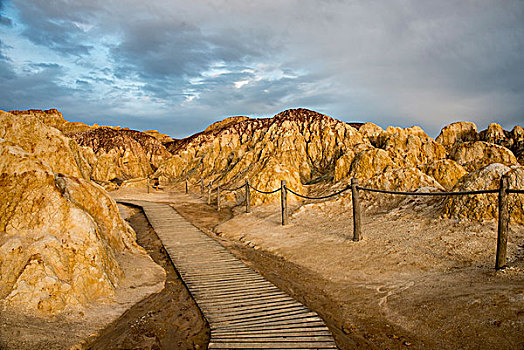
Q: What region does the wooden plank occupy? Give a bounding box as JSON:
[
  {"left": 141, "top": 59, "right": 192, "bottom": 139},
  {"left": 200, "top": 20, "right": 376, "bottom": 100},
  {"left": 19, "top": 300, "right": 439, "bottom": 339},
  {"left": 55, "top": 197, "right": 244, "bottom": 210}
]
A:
[
  {"left": 184, "top": 276, "right": 268, "bottom": 285},
  {"left": 211, "top": 336, "right": 334, "bottom": 342},
  {"left": 206, "top": 308, "right": 314, "bottom": 324},
  {"left": 192, "top": 284, "right": 279, "bottom": 295},
  {"left": 212, "top": 329, "right": 332, "bottom": 337},
  {"left": 208, "top": 341, "right": 337, "bottom": 349},
  {"left": 203, "top": 299, "right": 300, "bottom": 313},
  {"left": 212, "top": 319, "right": 327, "bottom": 331},
  {"left": 197, "top": 295, "right": 294, "bottom": 308},
  {"left": 194, "top": 290, "right": 284, "bottom": 302},
  {"left": 214, "top": 310, "right": 318, "bottom": 326}
]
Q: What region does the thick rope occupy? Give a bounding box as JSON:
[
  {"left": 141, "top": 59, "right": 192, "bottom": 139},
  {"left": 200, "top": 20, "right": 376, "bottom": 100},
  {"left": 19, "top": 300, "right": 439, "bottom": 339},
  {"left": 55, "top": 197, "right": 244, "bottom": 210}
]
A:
[
  {"left": 248, "top": 184, "right": 281, "bottom": 194},
  {"left": 286, "top": 185, "right": 351, "bottom": 200},
  {"left": 222, "top": 183, "right": 247, "bottom": 192},
  {"left": 357, "top": 187, "right": 499, "bottom": 196}
]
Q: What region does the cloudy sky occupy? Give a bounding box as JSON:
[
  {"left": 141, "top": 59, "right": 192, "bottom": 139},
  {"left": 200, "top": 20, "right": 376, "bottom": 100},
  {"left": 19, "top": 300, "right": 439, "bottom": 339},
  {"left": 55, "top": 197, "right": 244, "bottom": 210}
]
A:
[{"left": 0, "top": 0, "right": 523, "bottom": 138}]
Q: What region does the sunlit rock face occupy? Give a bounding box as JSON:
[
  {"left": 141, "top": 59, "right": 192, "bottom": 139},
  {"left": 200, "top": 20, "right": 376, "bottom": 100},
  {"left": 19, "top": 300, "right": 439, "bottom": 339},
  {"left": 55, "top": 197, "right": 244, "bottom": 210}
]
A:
[
  {"left": 450, "top": 141, "right": 518, "bottom": 172},
  {"left": 142, "top": 130, "right": 174, "bottom": 143},
  {"left": 157, "top": 108, "right": 363, "bottom": 204},
  {"left": 0, "top": 111, "right": 91, "bottom": 180},
  {"left": 478, "top": 123, "right": 524, "bottom": 165},
  {"left": 10, "top": 109, "right": 174, "bottom": 189},
  {"left": 375, "top": 127, "right": 447, "bottom": 168},
  {"left": 443, "top": 164, "right": 524, "bottom": 224},
  {"left": 0, "top": 111, "right": 146, "bottom": 315},
  {"left": 419, "top": 159, "right": 467, "bottom": 190},
  {"left": 156, "top": 108, "right": 522, "bottom": 217},
  {"left": 435, "top": 121, "right": 478, "bottom": 151},
  {"left": 70, "top": 128, "right": 171, "bottom": 186},
  {"left": 9, "top": 109, "right": 93, "bottom": 134}
]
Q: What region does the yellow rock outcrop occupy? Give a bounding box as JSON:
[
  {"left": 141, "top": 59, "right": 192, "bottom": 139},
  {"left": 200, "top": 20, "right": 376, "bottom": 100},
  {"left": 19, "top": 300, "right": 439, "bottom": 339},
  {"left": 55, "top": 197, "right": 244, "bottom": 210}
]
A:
[
  {"left": 450, "top": 141, "right": 518, "bottom": 172},
  {"left": 143, "top": 130, "right": 174, "bottom": 143},
  {"left": 443, "top": 163, "right": 524, "bottom": 224},
  {"left": 479, "top": 123, "right": 507, "bottom": 145},
  {"left": 436, "top": 121, "right": 478, "bottom": 151},
  {"left": 348, "top": 148, "right": 393, "bottom": 181},
  {"left": 420, "top": 159, "right": 467, "bottom": 190},
  {"left": 0, "top": 111, "right": 90, "bottom": 179},
  {"left": 70, "top": 128, "right": 171, "bottom": 186},
  {"left": 10, "top": 109, "right": 93, "bottom": 134},
  {"left": 0, "top": 111, "right": 161, "bottom": 315},
  {"left": 377, "top": 130, "right": 447, "bottom": 168},
  {"left": 358, "top": 122, "right": 383, "bottom": 145}
]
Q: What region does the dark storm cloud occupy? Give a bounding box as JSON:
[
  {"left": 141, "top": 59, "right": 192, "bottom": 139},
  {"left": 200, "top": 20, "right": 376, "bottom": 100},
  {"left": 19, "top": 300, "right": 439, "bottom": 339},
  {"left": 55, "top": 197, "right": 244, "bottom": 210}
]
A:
[
  {"left": 0, "top": 0, "right": 12, "bottom": 26},
  {"left": 3, "top": 0, "right": 524, "bottom": 137},
  {"left": 0, "top": 59, "right": 72, "bottom": 108}
]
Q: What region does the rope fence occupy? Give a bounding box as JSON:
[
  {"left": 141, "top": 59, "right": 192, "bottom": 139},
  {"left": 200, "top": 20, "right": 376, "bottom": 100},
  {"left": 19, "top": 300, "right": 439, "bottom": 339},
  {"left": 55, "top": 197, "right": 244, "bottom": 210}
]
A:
[
  {"left": 183, "top": 174, "right": 522, "bottom": 270},
  {"left": 287, "top": 185, "right": 351, "bottom": 200},
  {"left": 355, "top": 187, "right": 499, "bottom": 196}
]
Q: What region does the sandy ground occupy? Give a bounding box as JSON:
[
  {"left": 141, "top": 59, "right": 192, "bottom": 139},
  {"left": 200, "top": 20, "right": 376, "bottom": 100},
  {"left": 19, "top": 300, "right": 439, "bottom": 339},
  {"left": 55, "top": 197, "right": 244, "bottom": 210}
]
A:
[
  {"left": 84, "top": 204, "right": 209, "bottom": 350},
  {"left": 0, "top": 220, "right": 165, "bottom": 350},
  {"left": 114, "top": 185, "right": 524, "bottom": 350}
]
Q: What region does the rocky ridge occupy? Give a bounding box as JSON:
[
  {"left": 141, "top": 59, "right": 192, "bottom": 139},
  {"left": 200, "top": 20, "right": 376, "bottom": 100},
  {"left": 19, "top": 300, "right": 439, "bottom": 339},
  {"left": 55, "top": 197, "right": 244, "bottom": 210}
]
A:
[
  {"left": 71, "top": 127, "right": 172, "bottom": 185},
  {"left": 11, "top": 109, "right": 174, "bottom": 190},
  {"left": 155, "top": 108, "right": 524, "bottom": 222},
  {"left": 156, "top": 108, "right": 364, "bottom": 204}
]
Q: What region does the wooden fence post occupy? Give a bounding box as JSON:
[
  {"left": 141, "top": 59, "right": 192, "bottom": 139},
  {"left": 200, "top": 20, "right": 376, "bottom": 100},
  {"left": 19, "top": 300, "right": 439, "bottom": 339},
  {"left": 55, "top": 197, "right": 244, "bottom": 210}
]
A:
[
  {"left": 217, "top": 185, "right": 221, "bottom": 211},
  {"left": 245, "top": 179, "right": 251, "bottom": 213},
  {"left": 146, "top": 175, "right": 150, "bottom": 194},
  {"left": 208, "top": 182, "right": 212, "bottom": 205},
  {"left": 200, "top": 177, "right": 204, "bottom": 195},
  {"left": 351, "top": 178, "right": 361, "bottom": 241},
  {"left": 185, "top": 177, "right": 188, "bottom": 194},
  {"left": 496, "top": 175, "right": 510, "bottom": 270},
  {"left": 281, "top": 180, "right": 288, "bottom": 225}
]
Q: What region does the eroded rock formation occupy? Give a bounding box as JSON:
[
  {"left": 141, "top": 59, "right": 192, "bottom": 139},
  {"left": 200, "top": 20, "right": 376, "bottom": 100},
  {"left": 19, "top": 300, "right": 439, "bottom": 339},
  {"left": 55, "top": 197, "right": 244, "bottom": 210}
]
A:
[
  {"left": 156, "top": 108, "right": 522, "bottom": 222},
  {"left": 156, "top": 109, "right": 363, "bottom": 204},
  {"left": 70, "top": 127, "right": 171, "bottom": 185},
  {"left": 450, "top": 141, "right": 518, "bottom": 172},
  {"left": 443, "top": 164, "right": 524, "bottom": 224},
  {"left": 0, "top": 111, "right": 162, "bottom": 315},
  {"left": 10, "top": 109, "right": 93, "bottom": 134}
]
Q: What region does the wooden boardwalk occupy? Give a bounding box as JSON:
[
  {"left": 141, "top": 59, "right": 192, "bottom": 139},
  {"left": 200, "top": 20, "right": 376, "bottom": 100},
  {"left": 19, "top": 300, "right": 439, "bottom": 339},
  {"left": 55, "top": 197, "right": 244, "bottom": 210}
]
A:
[{"left": 120, "top": 200, "right": 337, "bottom": 349}]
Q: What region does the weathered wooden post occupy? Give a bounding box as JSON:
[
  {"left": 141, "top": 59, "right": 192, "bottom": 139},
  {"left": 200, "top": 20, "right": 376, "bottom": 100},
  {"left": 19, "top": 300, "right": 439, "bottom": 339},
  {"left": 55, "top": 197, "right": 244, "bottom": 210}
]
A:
[
  {"left": 496, "top": 175, "right": 510, "bottom": 269},
  {"left": 245, "top": 179, "right": 251, "bottom": 213},
  {"left": 351, "top": 178, "right": 361, "bottom": 241},
  {"left": 146, "top": 175, "right": 150, "bottom": 194},
  {"left": 200, "top": 177, "right": 204, "bottom": 195},
  {"left": 281, "top": 180, "right": 288, "bottom": 225},
  {"left": 217, "top": 185, "right": 221, "bottom": 211},
  {"left": 208, "top": 182, "right": 212, "bottom": 205},
  {"left": 185, "top": 177, "right": 188, "bottom": 194}
]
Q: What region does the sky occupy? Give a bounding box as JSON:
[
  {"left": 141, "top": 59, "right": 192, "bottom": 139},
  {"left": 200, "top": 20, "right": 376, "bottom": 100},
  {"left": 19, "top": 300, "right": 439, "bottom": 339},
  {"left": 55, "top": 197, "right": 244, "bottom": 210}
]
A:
[{"left": 0, "top": 0, "right": 523, "bottom": 138}]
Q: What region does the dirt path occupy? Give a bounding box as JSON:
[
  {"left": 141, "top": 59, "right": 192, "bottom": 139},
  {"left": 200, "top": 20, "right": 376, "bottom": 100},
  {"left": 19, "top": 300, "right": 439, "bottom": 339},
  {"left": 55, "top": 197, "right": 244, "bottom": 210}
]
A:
[{"left": 84, "top": 205, "right": 210, "bottom": 350}]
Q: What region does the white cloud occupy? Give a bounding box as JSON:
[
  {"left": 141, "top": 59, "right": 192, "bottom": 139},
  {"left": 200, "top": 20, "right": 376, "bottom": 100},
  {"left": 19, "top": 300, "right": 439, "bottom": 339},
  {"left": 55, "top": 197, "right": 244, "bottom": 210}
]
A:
[{"left": 234, "top": 80, "right": 249, "bottom": 89}]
